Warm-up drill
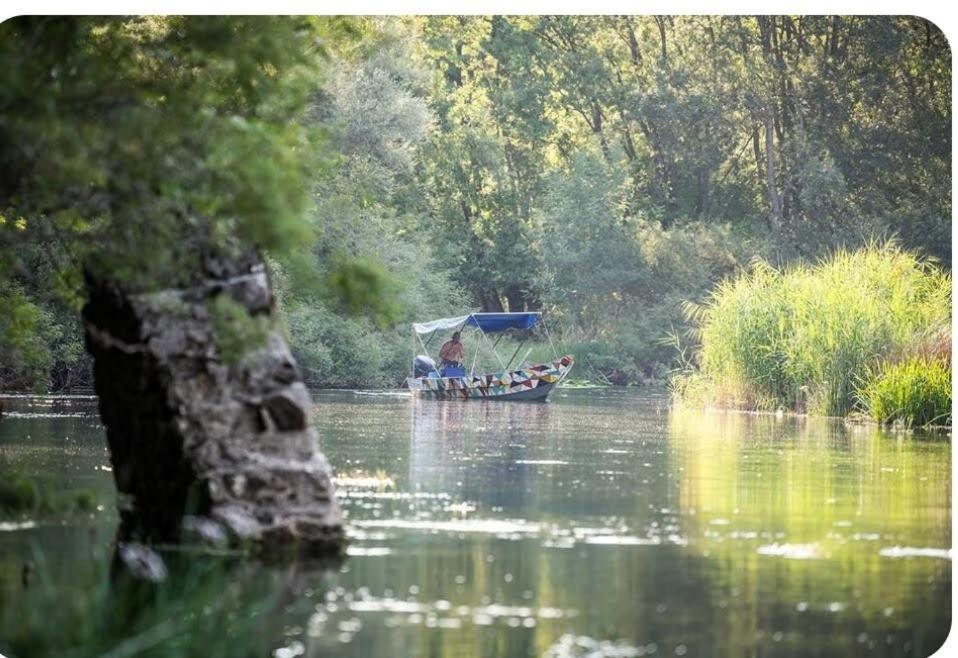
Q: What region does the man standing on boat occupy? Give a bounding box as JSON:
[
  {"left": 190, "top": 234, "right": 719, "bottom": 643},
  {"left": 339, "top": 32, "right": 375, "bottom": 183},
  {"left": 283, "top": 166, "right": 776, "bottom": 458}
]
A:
[{"left": 438, "top": 331, "right": 465, "bottom": 368}]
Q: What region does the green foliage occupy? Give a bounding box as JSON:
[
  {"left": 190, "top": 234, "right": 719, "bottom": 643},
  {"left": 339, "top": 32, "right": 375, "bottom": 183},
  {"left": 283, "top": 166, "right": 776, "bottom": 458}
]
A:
[
  {"left": 209, "top": 296, "right": 271, "bottom": 366},
  {"left": 0, "top": 17, "right": 352, "bottom": 289},
  {"left": 535, "top": 152, "right": 747, "bottom": 383},
  {"left": 0, "top": 474, "right": 36, "bottom": 513},
  {"left": 269, "top": 21, "right": 470, "bottom": 388},
  {"left": 0, "top": 473, "right": 98, "bottom": 516},
  {"left": 417, "top": 17, "right": 551, "bottom": 314},
  {"left": 0, "top": 16, "right": 419, "bottom": 390},
  {"left": 0, "top": 16, "right": 373, "bottom": 389},
  {"left": 275, "top": 241, "right": 468, "bottom": 388},
  {"left": 0, "top": 285, "right": 58, "bottom": 391},
  {"left": 418, "top": 16, "right": 950, "bottom": 272},
  {"left": 676, "top": 243, "right": 952, "bottom": 417},
  {"left": 1, "top": 549, "right": 300, "bottom": 658},
  {"left": 325, "top": 259, "right": 402, "bottom": 326},
  {"left": 858, "top": 357, "right": 952, "bottom": 428},
  {"left": 0, "top": 16, "right": 951, "bottom": 391},
  {"left": 410, "top": 17, "right": 950, "bottom": 386}
]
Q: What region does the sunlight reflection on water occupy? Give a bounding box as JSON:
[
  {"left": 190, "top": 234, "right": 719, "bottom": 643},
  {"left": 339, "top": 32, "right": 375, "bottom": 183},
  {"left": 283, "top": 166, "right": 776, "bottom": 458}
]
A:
[{"left": 0, "top": 389, "right": 951, "bottom": 658}]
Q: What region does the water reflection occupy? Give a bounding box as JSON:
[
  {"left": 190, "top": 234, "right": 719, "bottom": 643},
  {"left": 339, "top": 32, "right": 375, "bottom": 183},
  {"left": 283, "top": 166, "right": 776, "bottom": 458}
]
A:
[
  {"left": 322, "top": 392, "right": 951, "bottom": 658},
  {"left": 408, "top": 399, "right": 557, "bottom": 512},
  {"left": 668, "top": 409, "right": 951, "bottom": 657},
  {"left": 0, "top": 390, "right": 951, "bottom": 657}
]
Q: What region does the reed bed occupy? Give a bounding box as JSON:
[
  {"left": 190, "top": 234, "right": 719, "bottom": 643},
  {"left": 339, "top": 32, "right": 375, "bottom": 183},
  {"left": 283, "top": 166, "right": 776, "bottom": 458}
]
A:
[
  {"left": 857, "top": 357, "right": 951, "bottom": 428},
  {"left": 674, "top": 243, "right": 951, "bottom": 424}
]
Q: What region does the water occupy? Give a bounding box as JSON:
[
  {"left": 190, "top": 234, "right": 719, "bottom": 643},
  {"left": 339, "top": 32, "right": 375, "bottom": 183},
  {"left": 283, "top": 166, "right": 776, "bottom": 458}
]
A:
[{"left": 0, "top": 389, "right": 951, "bottom": 657}]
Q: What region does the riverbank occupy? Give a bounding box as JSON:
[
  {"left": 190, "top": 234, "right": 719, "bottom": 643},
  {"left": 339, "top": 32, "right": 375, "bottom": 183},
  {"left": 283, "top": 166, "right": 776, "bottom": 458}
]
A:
[{"left": 672, "top": 243, "right": 952, "bottom": 430}]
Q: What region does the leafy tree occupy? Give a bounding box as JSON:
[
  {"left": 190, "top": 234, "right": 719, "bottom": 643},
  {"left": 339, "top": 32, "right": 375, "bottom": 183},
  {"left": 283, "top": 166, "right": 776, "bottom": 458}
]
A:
[
  {"left": 0, "top": 16, "right": 949, "bottom": 389},
  {"left": 0, "top": 16, "right": 364, "bottom": 389},
  {"left": 275, "top": 19, "right": 469, "bottom": 387},
  {"left": 0, "top": 17, "right": 351, "bottom": 282}
]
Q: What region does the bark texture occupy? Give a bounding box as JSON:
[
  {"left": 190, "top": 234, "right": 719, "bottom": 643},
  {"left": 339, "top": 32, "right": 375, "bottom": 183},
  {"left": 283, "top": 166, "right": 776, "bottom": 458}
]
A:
[{"left": 83, "top": 254, "right": 343, "bottom": 556}]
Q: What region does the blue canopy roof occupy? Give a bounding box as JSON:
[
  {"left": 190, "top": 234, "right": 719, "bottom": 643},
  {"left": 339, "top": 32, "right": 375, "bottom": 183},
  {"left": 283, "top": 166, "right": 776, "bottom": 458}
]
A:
[
  {"left": 413, "top": 312, "right": 540, "bottom": 334},
  {"left": 465, "top": 312, "right": 540, "bottom": 333}
]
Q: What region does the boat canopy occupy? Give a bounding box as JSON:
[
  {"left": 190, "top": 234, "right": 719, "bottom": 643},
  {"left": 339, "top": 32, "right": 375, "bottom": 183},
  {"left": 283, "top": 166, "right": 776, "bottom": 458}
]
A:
[{"left": 413, "top": 312, "right": 540, "bottom": 335}]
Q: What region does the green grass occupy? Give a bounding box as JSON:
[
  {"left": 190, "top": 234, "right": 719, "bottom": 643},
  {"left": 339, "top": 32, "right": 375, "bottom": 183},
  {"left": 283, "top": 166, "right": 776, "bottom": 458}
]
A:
[
  {"left": 857, "top": 357, "right": 951, "bottom": 428},
  {"left": 674, "top": 242, "right": 951, "bottom": 418}
]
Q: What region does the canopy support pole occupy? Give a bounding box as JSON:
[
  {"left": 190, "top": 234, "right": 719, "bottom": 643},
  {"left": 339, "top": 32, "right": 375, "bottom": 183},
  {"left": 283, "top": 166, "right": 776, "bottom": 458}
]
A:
[
  {"left": 543, "top": 322, "right": 560, "bottom": 360},
  {"left": 416, "top": 331, "right": 432, "bottom": 364},
  {"left": 518, "top": 346, "right": 533, "bottom": 369},
  {"left": 469, "top": 332, "right": 482, "bottom": 377},
  {"left": 505, "top": 338, "right": 527, "bottom": 371},
  {"left": 479, "top": 326, "right": 506, "bottom": 371},
  {"left": 417, "top": 332, "right": 428, "bottom": 353}
]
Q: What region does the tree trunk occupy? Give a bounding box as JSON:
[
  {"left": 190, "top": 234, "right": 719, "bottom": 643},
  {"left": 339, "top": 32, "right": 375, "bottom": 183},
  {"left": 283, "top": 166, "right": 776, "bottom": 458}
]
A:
[
  {"left": 655, "top": 16, "right": 668, "bottom": 62},
  {"left": 504, "top": 285, "right": 526, "bottom": 313},
  {"left": 83, "top": 252, "right": 343, "bottom": 556},
  {"left": 752, "top": 125, "right": 765, "bottom": 189},
  {"left": 763, "top": 109, "right": 783, "bottom": 228},
  {"left": 696, "top": 166, "right": 709, "bottom": 217},
  {"left": 479, "top": 290, "right": 505, "bottom": 312}
]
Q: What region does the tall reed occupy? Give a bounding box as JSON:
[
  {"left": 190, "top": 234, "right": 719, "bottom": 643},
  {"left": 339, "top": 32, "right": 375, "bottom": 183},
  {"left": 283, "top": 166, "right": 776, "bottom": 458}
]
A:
[
  {"left": 675, "top": 243, "right": 951, "bottom": 418},
  {"left": 857, "top": 357, "right": 951, "bottom": 428}
]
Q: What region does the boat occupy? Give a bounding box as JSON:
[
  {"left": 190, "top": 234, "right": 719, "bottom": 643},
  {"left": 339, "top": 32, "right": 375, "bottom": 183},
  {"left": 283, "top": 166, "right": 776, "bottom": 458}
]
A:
[{"left": 405, "top": 312, "right": 574, "bottom": 401}]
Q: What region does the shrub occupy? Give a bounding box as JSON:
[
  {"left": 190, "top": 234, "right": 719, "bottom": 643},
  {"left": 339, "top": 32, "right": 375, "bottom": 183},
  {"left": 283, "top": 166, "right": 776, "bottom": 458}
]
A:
[
  {"left": 857, "top": 357, "right": 951, "bottom": 428},
  {"left": 209, "top": 295, "right": 271, "bottom": 366},
  {"left": 0, "top": 285, "right": 59, "bottom": 391},
  {"left": 677, "top": 243, "right": 951, "bottom": 417}
]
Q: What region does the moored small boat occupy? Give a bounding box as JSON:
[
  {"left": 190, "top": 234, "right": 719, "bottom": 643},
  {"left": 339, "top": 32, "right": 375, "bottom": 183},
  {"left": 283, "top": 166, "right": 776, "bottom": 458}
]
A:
[
  {"left": 404, "top": 312, "right": 573, "bottom": 402},
  {"left": 407, "top": 355, "right": 574, "bottom": 401}
]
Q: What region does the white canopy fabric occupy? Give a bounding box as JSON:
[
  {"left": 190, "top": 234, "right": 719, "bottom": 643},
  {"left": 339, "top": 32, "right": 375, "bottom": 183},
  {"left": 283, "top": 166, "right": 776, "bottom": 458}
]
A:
[{"left": 412, "top": 314, "right": 471, "bottom": 335}]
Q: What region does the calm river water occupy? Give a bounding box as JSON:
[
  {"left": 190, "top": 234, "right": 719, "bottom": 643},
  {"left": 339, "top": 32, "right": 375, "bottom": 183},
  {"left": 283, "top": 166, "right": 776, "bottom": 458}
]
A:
[{"left": 0, "top": 388, "right": 951, "bottom": 657}]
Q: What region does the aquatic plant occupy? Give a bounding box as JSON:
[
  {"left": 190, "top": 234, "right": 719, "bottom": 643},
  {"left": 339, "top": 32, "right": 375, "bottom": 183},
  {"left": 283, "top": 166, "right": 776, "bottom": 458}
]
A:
[
  {"left": 857, "top": 357, "right": 952, "bottom": 428},
  {"left": 0, "top": 473, "right": 97, "bottom": 516},
  {"left": 0, "top": 474, "right": 36, "bottom": 513},
  {"left": 675, "top": 243, "right": 952, "bottom": 418},
  {"left": 1, "top": 546, "right": 315, "bottom": 658}
]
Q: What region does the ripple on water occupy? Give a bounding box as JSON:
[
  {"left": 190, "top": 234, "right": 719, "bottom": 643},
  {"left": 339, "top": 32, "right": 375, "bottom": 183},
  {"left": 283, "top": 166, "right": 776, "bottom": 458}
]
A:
[
  {"left": 333, "top": 475, "right": 396, "bottom": 489},
  {"left": 756, "top": 543, "right": 821, "bottom": 559},
  {"left": 351, "top": 518, "right": 541, "bottom": 536},
  {"left": 310, "top": 591, "right": 578, "bottom": 636},
  {"left": 273, "top": 640, "right": 305, "bottom": 658},
  {"left": 583, "top": 536, "right": 660, "bottom": 546},
  {"left": 0, "top": 521, "right": 37, "bottom": 532},
  {"left": 544, "top": 634, "right": 651, "bottom": 657},
  {"left": 330, "top": 593, "right": 567, "bottom": 640},
  {"left": 879, "top": 546, "right": 951, "bottom": 559},
  {"left": 345, "top": 546, "right": 393, "bottom": 557},
  {"left": 348, "top": 518, "right": 690, "bottom": 549},
  {"left": 339, "top": 490, "right": 449, "bottom": 501},
  {"left": 2, "top": 412, "right": 91, "bottom": 419},
  {"left": 0, "top": 394, "right": 96, "bottom": 400},
  {"left": 350, "top": 390, "right": 412, "bottom": 398}
]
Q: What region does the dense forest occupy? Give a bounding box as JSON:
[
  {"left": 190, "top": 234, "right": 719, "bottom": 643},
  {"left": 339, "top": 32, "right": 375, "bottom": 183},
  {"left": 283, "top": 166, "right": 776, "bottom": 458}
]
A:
[{"left": 0, "top": 16, "right": 951, "bottom": 391}]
